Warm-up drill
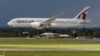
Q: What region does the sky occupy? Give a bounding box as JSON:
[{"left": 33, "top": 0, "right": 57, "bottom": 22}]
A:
[{"left": 0, "top": 0, "right": 100, "bottom": 27}]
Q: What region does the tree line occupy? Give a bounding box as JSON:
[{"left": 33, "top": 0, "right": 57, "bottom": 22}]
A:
[{"left": 0, "top": 27, "right": 100, "bottom": 38}]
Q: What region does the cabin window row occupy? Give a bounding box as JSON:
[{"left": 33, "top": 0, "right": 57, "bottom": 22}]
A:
[{"left": 17, "top": 20, "right": 34, "bottom": 23}]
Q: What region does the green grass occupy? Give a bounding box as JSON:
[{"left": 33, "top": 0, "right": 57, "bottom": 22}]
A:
[
  {"left": 0, "top": 38, "right": 99, "bottom": 44},
  {"left": 0, "top": 44, "right": 100, "bottom": 49},
  {"left": 0, "top": 38, "right": 100, "bottom": 49},
  {"left": 0, "top": 51, "right": 100, "bottom": 56},
  {"left": 0, "top": 38, "right": 81, "bottom": 44},
  {"left": 0, "top": 38, "right": 100, "bottom": 56}
]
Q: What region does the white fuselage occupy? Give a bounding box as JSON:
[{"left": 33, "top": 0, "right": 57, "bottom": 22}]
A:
[
  {"left": 7, "top": 6, "right": 90, "bottom": 29},
  {"left": 8, "top": 18, "right": 87, "bottom": 28}
]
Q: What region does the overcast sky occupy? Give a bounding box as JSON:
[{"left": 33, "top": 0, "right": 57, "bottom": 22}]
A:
[{"left": 0, "top": 0, "right": 100, "bottom": 27}]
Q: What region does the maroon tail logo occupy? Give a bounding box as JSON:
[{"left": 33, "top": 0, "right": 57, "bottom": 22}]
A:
[{"left": 78, "top": 10, "right": 88, "bottom": 20}]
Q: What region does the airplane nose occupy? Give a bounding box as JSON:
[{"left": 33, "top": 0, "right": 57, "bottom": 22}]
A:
[{"left": 7, "top": 22, "right": 12, "bottom": 26}]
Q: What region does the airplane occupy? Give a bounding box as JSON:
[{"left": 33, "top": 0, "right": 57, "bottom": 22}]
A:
[{"left": 7, "top": 6, "right": 90, "bottom": 29}]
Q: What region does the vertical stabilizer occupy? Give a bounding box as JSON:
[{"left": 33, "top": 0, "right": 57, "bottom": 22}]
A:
[{"left": 74, "top": 6, "right": 90, "bottom": 21}]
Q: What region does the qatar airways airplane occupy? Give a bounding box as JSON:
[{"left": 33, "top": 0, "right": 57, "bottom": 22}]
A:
[{"left": 8, "top": 6, "right": 90, "bottom": 29}]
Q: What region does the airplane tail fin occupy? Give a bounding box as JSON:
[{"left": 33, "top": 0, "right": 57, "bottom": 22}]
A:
[{"left": 74, "top": 6, "right": 90, "bottom": 21}]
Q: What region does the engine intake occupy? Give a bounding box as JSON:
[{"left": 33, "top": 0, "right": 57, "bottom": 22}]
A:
[
  {"left": 31, "top": 22, "right": 56, "bottom": 29},
  {"left": 31, "top": 22, "right": 44, "bottom": 29}
]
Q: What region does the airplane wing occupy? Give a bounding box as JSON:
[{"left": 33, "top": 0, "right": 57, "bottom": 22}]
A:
[
  {"left": 41, "top": 13, "right": 63, "bottom": 25},
  {"left": 30, "top": 13, "right": 63, "bottom": 29}
]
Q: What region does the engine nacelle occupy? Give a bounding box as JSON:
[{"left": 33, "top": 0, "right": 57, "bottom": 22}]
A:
[
  {"left": 31, "top": 22, "right": 44, "bottom": 29},
  {"left": 31, "top": 22, "right": 57, "bottom": 29}
]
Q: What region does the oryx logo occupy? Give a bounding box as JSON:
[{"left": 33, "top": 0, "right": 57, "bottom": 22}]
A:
[{"left": 78, "top": 9, "right": 88, "bottom": 20}]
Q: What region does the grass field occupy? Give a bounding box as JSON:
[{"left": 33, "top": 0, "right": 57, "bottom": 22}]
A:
[
  {"left": 1, "top": 44, "right": 100, "bottom": 49},
  {"left": 0, "top": 38, "right": 99, "bottom": 44},
  {"left": 0, "top": 38, "right": 100, "bottom": 49},
  {"left": 0, "top": 38, "right": 100, "bottom": 56},
  {"left": 0, "top": 51, "right": 100, "bottom": 56}
]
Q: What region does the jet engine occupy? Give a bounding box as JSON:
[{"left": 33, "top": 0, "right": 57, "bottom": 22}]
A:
[
  {"left": 31, "top": 22, "right": 57, "bottom": 29},
  {"left": 31, "top": 22, "right": 44, "bottom": 29}
]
